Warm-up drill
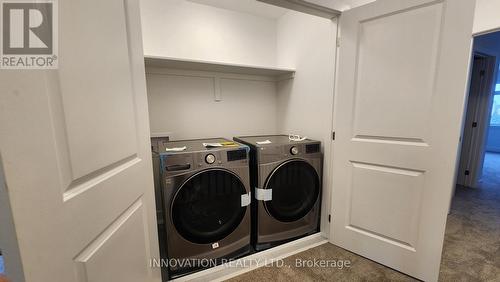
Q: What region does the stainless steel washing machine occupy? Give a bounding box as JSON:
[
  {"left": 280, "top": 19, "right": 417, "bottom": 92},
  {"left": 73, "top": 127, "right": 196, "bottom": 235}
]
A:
[
  {"left": 234, "top": 135, "right": 322, "bottom": 251},
  {"left": 155, "top": 138, "right": 251, "bottom": 278}
]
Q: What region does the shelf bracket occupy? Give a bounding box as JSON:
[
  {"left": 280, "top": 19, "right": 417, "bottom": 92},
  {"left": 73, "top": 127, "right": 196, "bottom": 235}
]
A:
[{"left": 213, "top": 75, "right": 222, "bottom": 102}]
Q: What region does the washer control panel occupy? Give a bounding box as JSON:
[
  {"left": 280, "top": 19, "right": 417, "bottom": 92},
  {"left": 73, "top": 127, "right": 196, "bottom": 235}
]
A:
[{"left": 290, "top": 146, "right": 299, "bottom": 155}]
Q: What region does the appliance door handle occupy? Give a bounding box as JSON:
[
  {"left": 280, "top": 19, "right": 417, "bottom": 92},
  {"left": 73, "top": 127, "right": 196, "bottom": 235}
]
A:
[{"left": 166, "top": 164, "right": 191, "bottom": 171}]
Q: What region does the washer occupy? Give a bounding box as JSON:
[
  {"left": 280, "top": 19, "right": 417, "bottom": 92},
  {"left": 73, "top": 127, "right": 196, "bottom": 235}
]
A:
[
  {"left": 234, "top": 135, "right": 322, "bottom": 251},
  {"left": 156, "top": 138, "right": 251, "bottom": 278}
]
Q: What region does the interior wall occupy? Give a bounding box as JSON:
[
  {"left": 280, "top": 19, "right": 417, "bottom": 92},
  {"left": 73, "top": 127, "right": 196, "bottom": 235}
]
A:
[
  {"left": 141, "top": 0, "right": 283, "bottom": 140},
  {"left": 486, "top": 126, "right": 500, "bottom": 152},
  {"left": 473, "top": 32, "right": 500, "bottom": 107},
  {"left": 146, "top": 69, "right": 279, "bottom": 140},
  {"left": 473, "top": 0, "right": 500, "bottom": 35},
  {"left": 140, "top": 0, "right": 278, "bottom": 66},
  {"left": 276, "top": 11, "right": 337, "bottom": 237}
]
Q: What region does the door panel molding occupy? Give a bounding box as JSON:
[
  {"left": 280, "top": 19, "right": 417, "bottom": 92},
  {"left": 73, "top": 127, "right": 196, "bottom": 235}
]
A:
[
  {"left": 0, "top": 0, "right": 161, "bottom": 281},
  {"left": 351, "top": 1, "right": 444, "bottom": 143},
  {"left": 63, "top": 156, "right": 141, "bottom": 202},
  {"left": 46, "top": 0, "right": 143, "bottom": 198},
  {"left": 348, "top": 161, "right": 425, "bottom": 248},
  {"left": 352, "top": 135, "right": 429, "bottom": 146},
  {"left": 345, "top": 225, "right": 417, "bottom": 252},
  {"left": 74, "top": 198, "right": 150, "bottom": 282}
]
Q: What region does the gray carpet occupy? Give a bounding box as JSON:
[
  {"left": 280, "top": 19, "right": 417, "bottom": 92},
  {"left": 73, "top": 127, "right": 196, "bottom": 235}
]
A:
[
  {"left": 227, "top": 243, "right": 416, "bottom": 282},
  {"left": 228, "top": 153, "right": 500, "bottom": 282},
  {"left": 438, "top": 152, "right": 500, "bottom": 281}
]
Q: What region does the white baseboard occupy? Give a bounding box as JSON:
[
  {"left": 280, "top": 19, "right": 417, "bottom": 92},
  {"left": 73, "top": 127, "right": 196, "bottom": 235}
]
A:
[{"left": 172, "top": 233, "right": 328, "bottom": 282}]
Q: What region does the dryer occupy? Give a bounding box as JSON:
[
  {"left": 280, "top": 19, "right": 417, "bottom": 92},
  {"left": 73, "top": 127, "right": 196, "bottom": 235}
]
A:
[
  {"left": 234, "top": 135, "right": 322, "bottom": 251},
  {"left": 156, "top": 138, "right": 252, "bottom": 278}
]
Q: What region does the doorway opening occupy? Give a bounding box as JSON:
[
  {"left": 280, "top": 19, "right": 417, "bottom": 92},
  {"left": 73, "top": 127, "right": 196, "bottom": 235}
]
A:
[
  {"left": 455, "top": 48, "right": 498, "bottom": 190},
  {"left": 456, "top": 30, "right": 500, "bottom": 191},
  {"left": 439, "top": 31, "right": 500, "bottom": 281},
  {"left": 457, "top": 31, "right": 500, "bottom": 192}
]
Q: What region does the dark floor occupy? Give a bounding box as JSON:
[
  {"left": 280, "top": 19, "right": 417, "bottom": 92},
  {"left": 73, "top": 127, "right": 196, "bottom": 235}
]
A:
[
  {"left": 227, "top": 243, "right": 417, "bottom": 282},
  {"left": 228, "top": 154, "right": 500, "bottom": 282}
]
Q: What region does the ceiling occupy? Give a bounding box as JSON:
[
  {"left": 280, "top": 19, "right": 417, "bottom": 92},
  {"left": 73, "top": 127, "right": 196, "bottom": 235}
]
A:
[
  {"left": 187, "top": 0, "right": 376, "bottom": 19},
  {"left": 188, "top": 0, "right": 288, "bottom": 19}
]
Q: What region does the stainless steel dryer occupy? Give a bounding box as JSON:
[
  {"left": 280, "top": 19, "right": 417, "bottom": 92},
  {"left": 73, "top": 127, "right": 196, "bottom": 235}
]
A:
[
  {"left": 234, "top": 135, "right": 322, "bottom": 251},
  {"left": 156, "top": 138, "right": 251, "bottom": 278}
]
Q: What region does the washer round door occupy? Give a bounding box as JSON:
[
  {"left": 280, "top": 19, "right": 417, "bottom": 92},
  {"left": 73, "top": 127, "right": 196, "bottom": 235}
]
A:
[
  {"left": 264, "top": 160, "right": 320, "bottom": 222},
  {"left": 171, "top": 169, "right": 247, "bottom": 244}
]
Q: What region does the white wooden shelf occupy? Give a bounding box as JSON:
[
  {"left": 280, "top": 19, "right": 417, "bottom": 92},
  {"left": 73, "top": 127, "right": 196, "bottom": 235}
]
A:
[{"left": 144, "top": 55, "right": 295, "bottom": 78}]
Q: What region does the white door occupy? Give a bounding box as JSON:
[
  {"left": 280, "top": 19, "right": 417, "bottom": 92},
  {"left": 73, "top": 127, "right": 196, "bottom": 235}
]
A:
[
  {"left": 0, "top": 1, "right": 161, "bottom": 282},
  {"left": 330, "top": 0, "right": 475, "bottom": 281}
]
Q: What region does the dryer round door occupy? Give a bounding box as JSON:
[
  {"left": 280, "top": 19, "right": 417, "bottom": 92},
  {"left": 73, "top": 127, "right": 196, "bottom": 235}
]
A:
[
  {"left": 264, "top": 160, "right": 320, "bottom": 222},
  {"left": 171, "top": 169, "right": 247, "bottom": 244}
]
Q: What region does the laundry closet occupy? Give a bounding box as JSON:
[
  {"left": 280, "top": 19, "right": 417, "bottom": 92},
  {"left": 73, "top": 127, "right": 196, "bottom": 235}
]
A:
[
  {"left": 140, "top": 0, "right": 476, "bottom": 281},
  {"left": 142, "top": 0, "right": 337, "bottom": 241},
  {"left": 141, "top": 1, "right": 338, "bottom": 278}
]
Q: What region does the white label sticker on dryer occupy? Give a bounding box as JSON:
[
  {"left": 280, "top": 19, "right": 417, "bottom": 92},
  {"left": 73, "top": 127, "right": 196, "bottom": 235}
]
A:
[
  {"left": 255, "top": 188, "right": 272, "bottom": 201},
  {"left": 212, "top": 242, "right": 219, "bottom": 249}
]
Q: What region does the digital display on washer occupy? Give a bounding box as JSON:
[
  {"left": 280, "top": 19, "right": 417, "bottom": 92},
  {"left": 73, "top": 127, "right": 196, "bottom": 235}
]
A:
[
  {"left": 227, "top": 149, "right": 247, "bottom": 161},
  {"left": 306, "top": 144, "right": 320, "bottom": 154}
]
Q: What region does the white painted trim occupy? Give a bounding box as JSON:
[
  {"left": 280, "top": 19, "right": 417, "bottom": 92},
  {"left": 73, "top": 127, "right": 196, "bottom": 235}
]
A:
[
  {"left": 145, "top": 66, "right": 289, "bottom": 83},
  {"left": 473, "top": 27, "right": 500, "bottom": 37},
  {"left": 172, "top": 233, "right": 328, "bottom": 282},
  {"left": 144, "top": 55, "right": 295, "bottom": 78},
  {"left": 150, "top": 132, "right": 173, "bottom": 138}
]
